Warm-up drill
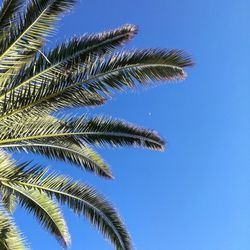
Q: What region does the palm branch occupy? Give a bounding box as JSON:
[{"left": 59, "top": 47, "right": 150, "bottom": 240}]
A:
[
  {"left": 0, "top": 152, "right": 131, "bottom": 249},
  {"left": 0, "top": 208, "right": 28, "bottom": 250},
  {"left": 0, "top": 0, "right": 193, "bottom": 249}
]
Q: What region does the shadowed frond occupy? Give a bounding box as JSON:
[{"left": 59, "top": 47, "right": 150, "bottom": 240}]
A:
[
  {"left": 2, "top": 185, "right": 71, "bottom": 247},
  {"left": 0, "top": 0, "right": 77, "bottom": 78},
  {"left": 0, "top": 24, "right": 137, "bottom": 101},
  {"left": 79, "top": 49, "right": 193, "bottom": 93},
  {"left": 0, "top": 209, "right": 28, "bottom": 250},
  {"left": 0, "top": 85, "right": 106, "bottom": 118},
  {"left": 0, "top": 49, "right": 192, "bottom": 119},
  {"left": 4, "top": 140, "right": 113, "bottom": 178},
  {"left": 0, "top": 115, "right": 165, "bottom": 151},
  {"left": 0, "top": 164, "right": 132, "bottom": 250},
  {"left": 0, "top": 151, "right": 70, "bottom": 247},
  {"left": 0, "top": 114, "right": 112, "bottom": 178},
  {"left": 11, "top": 24, "right": 138, "bottom": 86},
  {"left": 68, "top": 116, "right": 166, "bottom": 150},
  {"left": 0, "top": 0, "right": 23, "bottom": 31}
]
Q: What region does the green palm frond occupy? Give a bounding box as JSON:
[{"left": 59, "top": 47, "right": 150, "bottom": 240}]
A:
[
  {"left": 0, "top": 49, "right": 192, "bottom": 119},
  {"left": 0, "top": 0, "right": 77, "bottom": 78},
  {"left": 12, "top": 24, "right": 138, "bottom": 85},
  {"left": 80, "top": 49, "right": 193, "bottom": 93},
  {"left": 0, "top": 115, "right": 165, "bottom": 151},
  {"left": 0, "top": 24, "right": 137, "bottom": 101},
  {"left": 2, "top": 185, "right": 70, "bottom": 247},
  {"left": 0, "top": 209, "right": 28, "bottom": 250},
  {"left": 0, "top": 85, "right": 106, "bottom": 118},
  {"left": 68, "top": 116, "right": 166, "bottom": 150},
  {"left": 0, "top": 163, "right": 132, "bottom": 250},
  {"left": 4, "top": 140, "right": 113, "bottom": 178},
  {"left": 0, "top": 151, "right": 70, "bottom": 247},
  {"left": 0, "top": 114, "right": 112, "bottom": 178},
  {"left": 0, "top": 0, "right": 23, "bottom": 31}
]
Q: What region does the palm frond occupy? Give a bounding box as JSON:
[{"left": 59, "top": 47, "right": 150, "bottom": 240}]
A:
[
  {"left": 0, "top": 49, "right": 192, "bottom": 120},
  {"left": 0, "top": 209, "right": 28, "bottom": 250},
  {"left": 0, "top": 24, "right": 137, "bottom": 100},
  {"left": 3, "top": 140, "right": 113, "bottom": 178},
  {"left": 0, "top": 114, "right": 112, "bottom": 178},
  {"left": 0, "top": 164, "right": 132, "bottom": 250},
  {"left": 0, "top": 24, "right": 137, "bottom": 116},
  {"left": 0, "top": 0, "right": 23, "bottom": 31},
  {"left": 2, "top": 184, "right": 71, "bottom": 247},
  {"left": 0, "top": 85, "right": 106, "bottom": 118},
  {"left": 0, "top": 151, "right": 70, "bottom": 247},
  {"left": 79, "top": 49, "right": 193, "bottom": 94},
  {"left": 10, "top": 24, "right": 138, "bottom": 86},
  {"left": 68, "top": 116, "right": 166, "bottom": 150},
  {"left": 0, "top": 0, "right": 77, "bottom": 78},
  {"left": 0, "top": 115, "right": 165, "bottom": 151}
]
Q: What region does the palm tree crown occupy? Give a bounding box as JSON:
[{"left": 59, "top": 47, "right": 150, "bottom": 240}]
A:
[{"left": 0, "top": 0, "right": 193, "bottom": 249}]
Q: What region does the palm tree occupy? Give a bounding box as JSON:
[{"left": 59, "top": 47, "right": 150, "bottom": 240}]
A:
[{"left": 0, "top": 0, "right": 193, "bottom": 249}]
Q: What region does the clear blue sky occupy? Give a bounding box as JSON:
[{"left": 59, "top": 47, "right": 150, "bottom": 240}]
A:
[{"left": 13, "top": 0, "right": 250, "bottom": 249}]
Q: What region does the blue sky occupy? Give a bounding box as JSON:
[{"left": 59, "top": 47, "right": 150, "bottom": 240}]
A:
[{"left": 13, "top": 0, "right": 250, "bottom": 249}]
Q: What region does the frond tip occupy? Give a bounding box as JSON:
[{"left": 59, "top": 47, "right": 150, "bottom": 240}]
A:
[
  {"left": 69, "top": 116, "right": 166, "bottom": 151},
  {"left": 81, "top": 48, "right": 193, "bottom": 93}
]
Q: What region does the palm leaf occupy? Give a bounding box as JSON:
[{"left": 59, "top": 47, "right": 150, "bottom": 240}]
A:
[
  {"left": 3, "top": 140, "right": 113, "bottom": 178},
  {"left": 0, "top": 151, "right": 70, "bottom": 247},
  {"left": 0, "top": 0, "right": 77, "bottom": 77},
  {"left": 0, "top": 84, "right": 106, "bottom": 118},
  {"left": 0, "top": 24, "right": 137, "bottom": 116},
  {"left": 0, "top": 209, "right": 28, "bottom": 250},
  {"left": 0, "top": 0, "right": 23, "bottom": 31},
  {"left": 0, "top": 114, "right": 112, "bottom": 178},
  {"left": 0, "top": 24, "right": 137, "bottom": 101},
  {"left": 0, "top": 115, "right": 165, "bottom": 151},
  {"left": 0, "top": 164, "right": 132, "bottom": 250},
  {"left": 9, "top": 24, "right": 138, "bottom": 86},
  {"left": 2, "top": 184, "right": 70, "bottom": 247},
  {"left": 80, "top": 49, "right": 193, "bottom": 93},
  {"left": 0, "top": 49, "right": 192, "bottom": 120}
]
